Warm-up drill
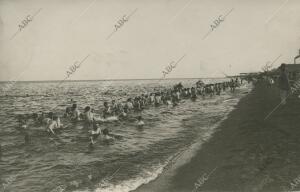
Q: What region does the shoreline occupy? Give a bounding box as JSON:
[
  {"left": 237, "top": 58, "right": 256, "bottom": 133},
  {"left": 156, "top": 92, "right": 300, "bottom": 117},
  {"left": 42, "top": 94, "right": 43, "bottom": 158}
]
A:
[
  {"left": 133, "top": 83, "right": 252, "bottom": 192},
  {"left": 134, "top": 81, "right": 300, "bottom": 192}
]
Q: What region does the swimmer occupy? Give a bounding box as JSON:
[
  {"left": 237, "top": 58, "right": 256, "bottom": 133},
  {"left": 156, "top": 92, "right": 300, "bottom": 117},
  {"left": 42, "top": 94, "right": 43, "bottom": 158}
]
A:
[
  {"left": 150, "top": 93, "right": 155, "bottom": 104},
  {"left": 103, "top": 102, "right": 112, "bottom": 118},
  {"left": 116, "top": 103, "right": 127, "bottom": 118},
  {"left": 191, "top": 87, "right": 197, "bottom": 100},
  {"left": 136, "top": 116, "right": 144, "bottom": 127},
  {"left": 166, "top": 100, "right": 172, "bottom": 105},
  {"left": 90, "top": 123, "right": 101, "bottom": 144},
  {"left": 20, "top": 119, "right": 28, "bottom": 130},
  {"left": 42, "top": 112, "right": 53, "bottom": 125},
  {"left": 56, "top": 116, "right": 63, "bottom": 128},
  {"left": 171, "top": 93, "right": 178, "bottom": 106},
  {"left": 102, "top": 129, "right": 113, "bottom": 140},
  {"left": 37, "top": 112, "right": 45, "bottom": 124},
  {"left": 47, "top": 120, "right": 56, "bottom": 135},
  {"left": 47, "top": 116, "right": 63, "bottom": 135},
  {"left": 126, "top": 98, "right": 134, "bottom": 110},
  {"left": 71, "top": 104, "right": 81, "bottom": 121},
  {"left": 83, "top": 106, "right": 94, "bottom": 126},
  {"left": 133, "top": 97, "right": 142, "bottom": 111},
  {"left": 17, "top": 115, "right": 28, "bottom": 131},
  {"left": 118, "top": 108, "right": 127, "bottom": 118},
  {"left": 65, "top": 106, "right": 72, "bottom": 117},
  {"left": 32, "top": 113, "right": 39, "bottom": 121},
  {"left": 155, "top": 93, "right": 161, "bottom": 106},
  {"left": 176, "top": 90, "right": 181, "bottom": 100},
  {"left": 111, "top": 100, "right": 118, "bottom": 115}
]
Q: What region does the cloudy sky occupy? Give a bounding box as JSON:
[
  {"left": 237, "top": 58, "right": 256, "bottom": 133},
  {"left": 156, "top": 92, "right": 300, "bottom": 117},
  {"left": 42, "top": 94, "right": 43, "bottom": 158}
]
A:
[{"left": 0, "top": 0, "right": 300, "bottom": 81}]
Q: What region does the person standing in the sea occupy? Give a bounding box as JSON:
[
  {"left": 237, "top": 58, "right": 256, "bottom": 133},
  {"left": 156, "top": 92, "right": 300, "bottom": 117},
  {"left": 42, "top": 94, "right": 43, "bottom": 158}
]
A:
[{"left": 278, "top": 63, "right": 291, "bottom": 105}]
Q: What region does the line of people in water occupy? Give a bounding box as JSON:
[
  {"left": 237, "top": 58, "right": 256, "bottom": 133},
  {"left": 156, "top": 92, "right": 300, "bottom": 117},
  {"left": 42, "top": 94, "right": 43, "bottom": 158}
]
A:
[{"left": 15, "top": 78, "right": 241, "bottom": 146}]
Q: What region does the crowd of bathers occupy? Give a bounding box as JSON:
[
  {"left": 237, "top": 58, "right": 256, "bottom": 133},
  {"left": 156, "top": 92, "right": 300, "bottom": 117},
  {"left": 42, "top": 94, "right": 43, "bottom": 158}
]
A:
[{"left": 15, "top": 78, "right": 242, "bottom": 146}]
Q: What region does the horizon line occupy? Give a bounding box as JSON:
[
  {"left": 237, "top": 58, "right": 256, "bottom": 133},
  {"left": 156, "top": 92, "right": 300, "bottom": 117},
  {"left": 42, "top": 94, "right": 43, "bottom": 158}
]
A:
[{"left": 0, "top": 76, "right": 240, "bottom": 83}]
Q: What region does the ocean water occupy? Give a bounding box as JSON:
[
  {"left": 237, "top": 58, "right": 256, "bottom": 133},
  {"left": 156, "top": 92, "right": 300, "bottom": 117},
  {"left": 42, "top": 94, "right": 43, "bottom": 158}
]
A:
[{"left": 0, "top": 79, "right": 251, "bottom": 192}]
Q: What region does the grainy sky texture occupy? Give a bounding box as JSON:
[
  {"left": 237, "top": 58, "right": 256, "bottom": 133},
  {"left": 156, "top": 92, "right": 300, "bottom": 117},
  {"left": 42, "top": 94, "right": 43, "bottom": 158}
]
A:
[{"left": 0, "top": 0, "right": 300, "bottom": 81}]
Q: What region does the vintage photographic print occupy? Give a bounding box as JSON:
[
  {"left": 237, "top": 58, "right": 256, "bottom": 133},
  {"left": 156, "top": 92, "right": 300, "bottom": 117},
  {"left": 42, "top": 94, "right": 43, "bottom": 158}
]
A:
[{"left": 1, "top": 0, "right": 300, "bottom": 191}]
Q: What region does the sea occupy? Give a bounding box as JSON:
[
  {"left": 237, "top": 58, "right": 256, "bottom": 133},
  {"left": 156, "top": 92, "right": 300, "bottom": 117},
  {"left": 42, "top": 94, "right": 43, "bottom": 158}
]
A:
[{"left": 0, "top": 78, "right": 251, "bottom": 192}]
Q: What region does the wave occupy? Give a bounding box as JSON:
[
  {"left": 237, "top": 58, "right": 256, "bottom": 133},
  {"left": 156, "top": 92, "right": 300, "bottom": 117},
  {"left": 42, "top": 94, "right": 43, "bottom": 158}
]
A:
[{"left": 89, "top": 105, "right": 233, "bottom": 192}]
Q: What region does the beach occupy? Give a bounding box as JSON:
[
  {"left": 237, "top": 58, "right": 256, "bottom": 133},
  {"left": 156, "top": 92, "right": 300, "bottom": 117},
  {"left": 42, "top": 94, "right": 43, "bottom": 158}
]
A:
[
  {"left": 135, "top": 81, "right": 300, "bottom": 192},
  {"left": 2, "top": 79, "right": 299, "bottom": 192},
  {"left": 2, "top": 0, "right": 300, "bottom": 191}
]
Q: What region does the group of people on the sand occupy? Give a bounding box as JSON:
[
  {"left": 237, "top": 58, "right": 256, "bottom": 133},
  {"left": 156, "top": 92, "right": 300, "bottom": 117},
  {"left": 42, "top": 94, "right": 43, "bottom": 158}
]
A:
[
  {"left": 14, "top": 78, "right": 241, "bottom": 147},
  {"left": 254, "top": 63, "right": 297, "bottom": 105}
]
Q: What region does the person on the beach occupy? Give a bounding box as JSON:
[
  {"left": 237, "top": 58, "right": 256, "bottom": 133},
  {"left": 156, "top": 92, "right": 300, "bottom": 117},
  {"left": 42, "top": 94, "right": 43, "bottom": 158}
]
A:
[
  {"left": 235, "top": 77, "right": 239, "bottom": 87},
  {"left": 230, "top": 79, "right": 236, "bottom": 92},
  {"left": 216, "top": 84, "right": 221, "bottom": 95},
  {"left": 222, "top": 83, "right": 226, "bottom": 91},
  {"left": 278, "top": 63, "right": 291, "bottom": 105},
  {"left": 269, "top": 77, "right": 275, "bottom": 86}
]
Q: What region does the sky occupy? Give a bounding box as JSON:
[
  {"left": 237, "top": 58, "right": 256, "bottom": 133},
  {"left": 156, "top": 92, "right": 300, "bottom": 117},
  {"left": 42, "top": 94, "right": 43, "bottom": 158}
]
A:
[{"left": 0, "top": 0, "right": 300, "bottom": 81}]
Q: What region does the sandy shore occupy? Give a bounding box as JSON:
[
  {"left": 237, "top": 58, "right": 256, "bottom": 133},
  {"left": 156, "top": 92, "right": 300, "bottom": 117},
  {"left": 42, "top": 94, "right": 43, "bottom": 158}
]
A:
[{"left": 134, "top": 81, "right": 300, "bottom": 192}]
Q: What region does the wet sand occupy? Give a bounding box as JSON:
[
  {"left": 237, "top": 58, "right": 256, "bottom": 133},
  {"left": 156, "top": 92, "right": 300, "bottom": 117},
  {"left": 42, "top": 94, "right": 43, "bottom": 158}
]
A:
[{"left": 135, "top": 81, "right": 300, "bottom": 192}]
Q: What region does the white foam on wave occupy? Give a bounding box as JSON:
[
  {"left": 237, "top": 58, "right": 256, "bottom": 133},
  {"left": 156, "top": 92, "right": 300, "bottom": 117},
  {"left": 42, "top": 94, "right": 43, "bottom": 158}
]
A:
[
  {"left": 91, "top": 107, "right": 235, "bottom": 192},
  {"left": 70, "top": 154, "right": 170, "bottom": 192},
  {"left": 71, "top": 117, "right": 226, "bottom": 192},
  {"left": 223, "top": 98, "right": 238, "bottom": 103},
  {"left": 94, "top": 164, "right": 166, "bottom": 192},
  {"left": 91, "top": 120, "right": 225, "bottom": 192}
]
